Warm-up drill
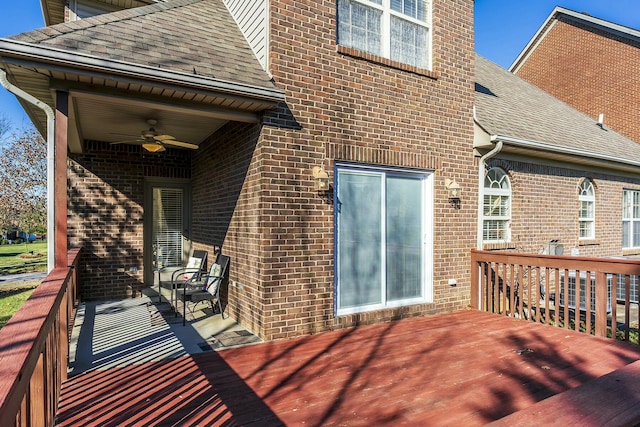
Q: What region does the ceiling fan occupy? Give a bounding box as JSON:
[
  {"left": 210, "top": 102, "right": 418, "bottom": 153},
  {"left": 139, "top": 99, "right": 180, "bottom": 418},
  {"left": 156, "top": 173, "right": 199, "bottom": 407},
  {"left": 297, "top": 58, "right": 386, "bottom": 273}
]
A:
[{"left": 110, "top": 119, "right": 199, "bottom": 152}]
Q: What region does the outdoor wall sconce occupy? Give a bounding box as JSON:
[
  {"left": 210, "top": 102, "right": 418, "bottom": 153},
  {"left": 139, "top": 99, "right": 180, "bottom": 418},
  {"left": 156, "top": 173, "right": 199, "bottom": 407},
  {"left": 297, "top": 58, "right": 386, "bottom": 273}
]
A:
[
  {"left": 312, "top": 166, "right": 331, "bottom": 192},
  {"left": 445, "top": 178, "right": 461, "bottom": 208}
]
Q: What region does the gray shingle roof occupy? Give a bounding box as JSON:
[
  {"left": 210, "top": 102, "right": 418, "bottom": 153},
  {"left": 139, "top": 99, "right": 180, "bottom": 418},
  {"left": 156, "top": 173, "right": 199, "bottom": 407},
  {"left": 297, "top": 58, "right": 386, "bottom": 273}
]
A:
[
  {"left": 475, "top": 54, "right": 640, "bottom": 163},
  {"left": 8, "top": 0, "right": 275, "bottom": 90}
]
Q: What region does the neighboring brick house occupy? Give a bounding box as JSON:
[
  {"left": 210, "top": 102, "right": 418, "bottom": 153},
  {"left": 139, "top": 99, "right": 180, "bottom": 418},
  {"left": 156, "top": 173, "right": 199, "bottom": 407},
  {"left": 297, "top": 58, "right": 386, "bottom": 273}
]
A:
[
  {"left": 475, "top": 54, "right": 640, "bottom": 259},
  {"left": 510, "top": 6, "right": 640, "bottom": 144},
  {"left": 0, "top": 0, "right": 476, "bottom": 340}
]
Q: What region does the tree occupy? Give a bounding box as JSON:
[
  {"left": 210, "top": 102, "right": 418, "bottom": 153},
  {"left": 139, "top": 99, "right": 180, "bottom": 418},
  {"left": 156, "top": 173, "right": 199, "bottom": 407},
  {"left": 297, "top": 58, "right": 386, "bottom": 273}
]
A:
[
  {"left": 0, "top": 114, "right": 11, "bottom": 145},
  {"left": 0, "top": 125, "right": 47, "bottom": 241}
]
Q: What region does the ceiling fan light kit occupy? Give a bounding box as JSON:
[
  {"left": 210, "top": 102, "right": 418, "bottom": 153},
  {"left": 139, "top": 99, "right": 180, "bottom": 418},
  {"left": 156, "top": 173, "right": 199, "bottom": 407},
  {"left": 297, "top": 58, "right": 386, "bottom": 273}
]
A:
[{"left": 142, "top": 142, "right": 166, "bottom": 153}]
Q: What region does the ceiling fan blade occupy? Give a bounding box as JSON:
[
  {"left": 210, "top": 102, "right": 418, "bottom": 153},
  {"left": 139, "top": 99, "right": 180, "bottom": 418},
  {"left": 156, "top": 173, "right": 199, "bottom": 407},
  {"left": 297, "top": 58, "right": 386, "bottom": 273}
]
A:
[
  {"left": 152, "top": 135, "right": 198, "bottom": 149},
  {"left": 154, "top": 134, "right": 175, "bottom": 141},
  {"left": 162, "top": 140, "right": 199, "bottom": 150}
]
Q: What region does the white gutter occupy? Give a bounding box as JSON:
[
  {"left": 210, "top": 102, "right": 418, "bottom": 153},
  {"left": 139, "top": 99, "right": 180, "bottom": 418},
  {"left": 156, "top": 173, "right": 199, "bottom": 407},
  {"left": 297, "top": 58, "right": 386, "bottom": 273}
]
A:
[
  {"left": 494, "top": 134, "right": 640, "bottom": 168},
  {"left": 0, "top": 39, "right": 286, "bottom": 104},
  {"left": 0, "top": 70, "right": 55, "bottom": 272}
]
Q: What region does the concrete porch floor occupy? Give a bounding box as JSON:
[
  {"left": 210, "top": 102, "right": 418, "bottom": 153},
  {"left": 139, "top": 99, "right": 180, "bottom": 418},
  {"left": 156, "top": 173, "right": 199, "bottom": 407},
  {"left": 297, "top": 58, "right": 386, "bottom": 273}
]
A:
[{"left": 68, "top": 286, "right": 261, "bottom": 376}]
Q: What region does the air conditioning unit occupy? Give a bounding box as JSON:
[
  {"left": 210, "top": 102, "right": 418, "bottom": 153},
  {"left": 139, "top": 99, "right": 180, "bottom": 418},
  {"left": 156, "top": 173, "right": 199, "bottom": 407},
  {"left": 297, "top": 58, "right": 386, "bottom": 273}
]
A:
[{"left": 557, "top": 271, "right": 612, "bottom": 313}]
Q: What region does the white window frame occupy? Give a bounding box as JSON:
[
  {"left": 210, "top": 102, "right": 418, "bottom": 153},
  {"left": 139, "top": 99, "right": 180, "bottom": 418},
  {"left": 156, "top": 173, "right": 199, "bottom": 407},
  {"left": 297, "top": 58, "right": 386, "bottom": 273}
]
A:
[
  {"left": 68, "top": 0, "right": 120, "bottom": 21},
  {"left": 337, "top": 0, "right": 432, "bottom": 70},
  {"left": 482, "top": 167, "right": 511, "bottom": 244},
  {"left": 335, "top": 163, "right": 433, "bottom": 316},
  {"left": 623, "top": 189, "right": 640, "bottom": 249},
  {"left": 578, "top": 179, "right": 595, "bottom": 240}
]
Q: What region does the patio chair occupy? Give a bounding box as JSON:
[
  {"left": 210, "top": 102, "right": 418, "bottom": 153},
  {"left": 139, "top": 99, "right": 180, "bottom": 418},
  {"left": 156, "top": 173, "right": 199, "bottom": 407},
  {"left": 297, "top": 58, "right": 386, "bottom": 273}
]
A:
[
  {"left": 178, "top": 253, "right": 230, "bottom": 326},
  {"left": 166, "top": 250, "right": 209, "bottom": 310}
]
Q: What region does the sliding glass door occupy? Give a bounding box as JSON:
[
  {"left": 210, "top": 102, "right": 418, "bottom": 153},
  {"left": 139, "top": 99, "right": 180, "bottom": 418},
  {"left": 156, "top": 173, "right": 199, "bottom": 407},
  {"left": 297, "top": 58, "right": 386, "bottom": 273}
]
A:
[{"left": 336, "top": 165, "right": 433, "bottom": 315}]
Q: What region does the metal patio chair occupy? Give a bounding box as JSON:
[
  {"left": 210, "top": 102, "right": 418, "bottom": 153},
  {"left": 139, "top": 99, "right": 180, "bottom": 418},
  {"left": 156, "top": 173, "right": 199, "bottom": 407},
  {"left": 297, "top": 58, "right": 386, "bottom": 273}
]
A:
[
  {"left": 163, "top": 250, "right": 208, "bottom": 309},
  {"left": 178, "top": 253, "right": 230, "bottom": 325}
]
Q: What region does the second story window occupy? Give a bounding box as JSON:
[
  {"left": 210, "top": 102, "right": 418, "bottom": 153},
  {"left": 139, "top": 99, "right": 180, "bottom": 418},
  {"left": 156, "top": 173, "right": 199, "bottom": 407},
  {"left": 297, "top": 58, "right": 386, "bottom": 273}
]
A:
[
  {"left": 483, "top": 167, "right": 511, "bottom": 243},
  {"left": 578, "top": 179, "right": 595, "bottom": 240},
  {"left": 68, "top": 0, "right": 120, "bottom": 21},
  {"left": 337, "top": 0, "right": 431, "bottom": 69}
]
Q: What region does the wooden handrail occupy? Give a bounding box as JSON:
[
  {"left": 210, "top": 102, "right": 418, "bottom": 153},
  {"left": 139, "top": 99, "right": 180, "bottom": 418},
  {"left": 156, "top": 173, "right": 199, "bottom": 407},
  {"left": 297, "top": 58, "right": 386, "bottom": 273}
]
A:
[
  {"left": 0, "top": 248, "right": 81, "bottom": 426},
  {"left": 471, "top": 249, "right": 640, "bottom": 341}
]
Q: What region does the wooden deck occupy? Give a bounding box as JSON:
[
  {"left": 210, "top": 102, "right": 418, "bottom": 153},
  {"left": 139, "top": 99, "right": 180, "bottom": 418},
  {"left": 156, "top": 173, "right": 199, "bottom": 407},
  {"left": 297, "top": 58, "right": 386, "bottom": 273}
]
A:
[{"left": 56, "top": 310, "right": 640, "bottom": 426}]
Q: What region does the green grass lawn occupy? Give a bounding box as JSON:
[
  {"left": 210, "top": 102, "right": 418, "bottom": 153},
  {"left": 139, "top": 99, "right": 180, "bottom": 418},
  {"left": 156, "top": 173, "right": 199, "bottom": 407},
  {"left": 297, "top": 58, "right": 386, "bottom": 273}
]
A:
[
  {"left": 0, "top": 241, "right": 47, "bottom": 274},
  {"left": 0, "top": 285, "right": 37, "bottom": 329}
]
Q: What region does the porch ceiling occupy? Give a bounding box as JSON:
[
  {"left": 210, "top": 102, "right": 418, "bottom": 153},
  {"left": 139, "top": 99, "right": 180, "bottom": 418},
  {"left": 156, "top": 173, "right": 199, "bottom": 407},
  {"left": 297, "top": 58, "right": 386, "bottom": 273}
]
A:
[
  {"left": 71, "top": 93, "right": 231, "bottom": 151},
  {"left": 0, "top": 55, "right": 279, "bottom": 154}
]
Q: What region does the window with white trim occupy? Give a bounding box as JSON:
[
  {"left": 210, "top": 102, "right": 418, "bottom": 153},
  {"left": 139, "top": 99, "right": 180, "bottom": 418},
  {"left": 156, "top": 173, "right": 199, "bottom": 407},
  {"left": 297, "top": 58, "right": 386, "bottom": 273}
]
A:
[
  {"left": 68, "top": 0, "right": 120, "bottom": 20},
  {"left": 337, "top": 0, "right": 431, "bottom": 69},
  {"left": 335, "top": 164, "right": 433, "bottom": 315},
  {"left": 623, "top": 189, "right": 640, "bottom": 249},
  {"left": 482, "top": 167, "right": 511, "bottom": 243},
  {"left": 578, "top": 179, "right": 595, "bottom": 240}
]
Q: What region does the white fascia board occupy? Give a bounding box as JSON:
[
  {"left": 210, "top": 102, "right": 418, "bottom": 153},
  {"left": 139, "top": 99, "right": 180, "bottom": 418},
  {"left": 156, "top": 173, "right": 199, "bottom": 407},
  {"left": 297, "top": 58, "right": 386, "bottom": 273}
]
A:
[
  {"left": 491, "top": 134, "right": 640, "bottom": 170},
  {"left": 0, "top": 38, "right": 285, "bottom": 104},
  {"left": 509, "top": 7, "right": 560, "bottom": 73}
]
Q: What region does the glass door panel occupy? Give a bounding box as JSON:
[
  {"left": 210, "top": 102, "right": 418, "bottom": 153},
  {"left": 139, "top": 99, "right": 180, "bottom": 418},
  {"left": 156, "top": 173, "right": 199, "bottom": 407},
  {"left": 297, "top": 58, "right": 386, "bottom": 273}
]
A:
[
  {"left": 152, "top": 187, "right": 183, "bottom": 270},
  {"left": 337, "top": 171, "right": 383, "bottom": 309},
  {"left": 386, "top": 175, "right": 423, "bottom": 301}
]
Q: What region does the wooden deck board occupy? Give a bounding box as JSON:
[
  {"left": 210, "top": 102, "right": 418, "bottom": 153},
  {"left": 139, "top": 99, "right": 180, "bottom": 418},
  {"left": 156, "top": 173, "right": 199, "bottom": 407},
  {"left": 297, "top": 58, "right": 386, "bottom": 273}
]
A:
[{"left": 57, "top": 310, "right": 640, "bottom": 426}]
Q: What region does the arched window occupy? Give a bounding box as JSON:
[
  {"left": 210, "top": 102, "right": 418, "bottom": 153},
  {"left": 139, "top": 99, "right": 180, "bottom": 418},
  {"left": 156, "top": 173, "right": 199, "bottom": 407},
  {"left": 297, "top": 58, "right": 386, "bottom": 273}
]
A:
[
  {"left": 483, "top": 168, "right": 511, "bottom": 242},
  {"left": 579, "top": 179, "right": 595, "bottom": 240}
]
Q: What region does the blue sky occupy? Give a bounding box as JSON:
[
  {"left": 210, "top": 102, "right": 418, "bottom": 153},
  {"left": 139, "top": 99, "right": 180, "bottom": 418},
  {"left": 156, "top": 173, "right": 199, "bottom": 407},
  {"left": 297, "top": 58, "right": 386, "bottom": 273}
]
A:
[
  {"left": 0, "top": 2, "right": 44, "bottom": 128},
  {"left": 475, "top": 0, "right": 640, "bottom": 68},
  {"left": 1, "top": 1, "right": 640, "bottom": 127}
]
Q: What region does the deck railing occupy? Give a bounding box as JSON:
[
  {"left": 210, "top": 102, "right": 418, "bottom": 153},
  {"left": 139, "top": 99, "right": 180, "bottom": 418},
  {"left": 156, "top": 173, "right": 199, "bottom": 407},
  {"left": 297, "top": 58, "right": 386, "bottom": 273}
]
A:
[
  {"left": 0, "top": 248, "right": 81, "bottom": 426},
  {"left": 471, "top": 250, "right": 640, "bottom": 341}
]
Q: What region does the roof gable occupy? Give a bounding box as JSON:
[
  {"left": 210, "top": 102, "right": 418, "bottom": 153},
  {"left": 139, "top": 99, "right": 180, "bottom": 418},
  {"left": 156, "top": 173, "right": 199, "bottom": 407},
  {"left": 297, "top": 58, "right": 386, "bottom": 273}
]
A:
[
  {"left": 15, "top": 0, "right": 274, "bottom": 90},
  {"left": 510, "top": 6, "right": 640, "bottom": 73}
]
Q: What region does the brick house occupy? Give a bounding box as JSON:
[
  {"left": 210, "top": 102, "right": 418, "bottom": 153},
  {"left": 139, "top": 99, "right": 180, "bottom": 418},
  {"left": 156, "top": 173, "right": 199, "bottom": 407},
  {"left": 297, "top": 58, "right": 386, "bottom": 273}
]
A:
[
  {"left": 510, "top": 6, "right": 640, "bottom": 144},
  {"left": 475, "top": 54, "right": 640, "bottom": 259},
  {"left": 0, "top": 0, "right": 476, "bottom": 340}
]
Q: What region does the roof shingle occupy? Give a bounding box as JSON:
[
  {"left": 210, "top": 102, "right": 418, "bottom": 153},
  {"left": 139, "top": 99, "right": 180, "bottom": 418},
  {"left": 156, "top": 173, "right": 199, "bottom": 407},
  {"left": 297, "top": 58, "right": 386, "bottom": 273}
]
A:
[
  {"left": 475, "top": 54, "right": 640, "bottom": 163},
  {"left": 7, "top": 0, "right": 275, "bottom": 90}
]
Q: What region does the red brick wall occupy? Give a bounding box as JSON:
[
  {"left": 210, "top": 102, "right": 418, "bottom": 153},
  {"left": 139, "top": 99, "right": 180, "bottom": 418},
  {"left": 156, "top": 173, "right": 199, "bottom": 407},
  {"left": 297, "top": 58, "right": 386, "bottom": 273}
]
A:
[
  {"left": 515, "top": 16, "right": 640, "bottom": 143},
  {"left": 486, "top": 158, "right": 640, "bottom": 257},
  {"left": 65, "top": 1, "right": 475, "bottom": 340},
  {"left": 190, "top": 121, "right": 268, "bottom": 336},
  {"left": 191, "top": 0, "right": 475, "bottom": 340},
  {"left": 68, "top": 141, "right": 191, "bottom": 300}
]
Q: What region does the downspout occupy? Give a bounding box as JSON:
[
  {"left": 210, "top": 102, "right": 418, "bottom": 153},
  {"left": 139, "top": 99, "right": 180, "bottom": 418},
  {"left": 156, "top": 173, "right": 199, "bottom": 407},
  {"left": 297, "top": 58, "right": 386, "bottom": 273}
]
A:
[
  {"left": 476, "top": 136, "right": 503, "bottom": 250},
  {"left": 0, "top": 70, "right": 55, "bottom": 272}
]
